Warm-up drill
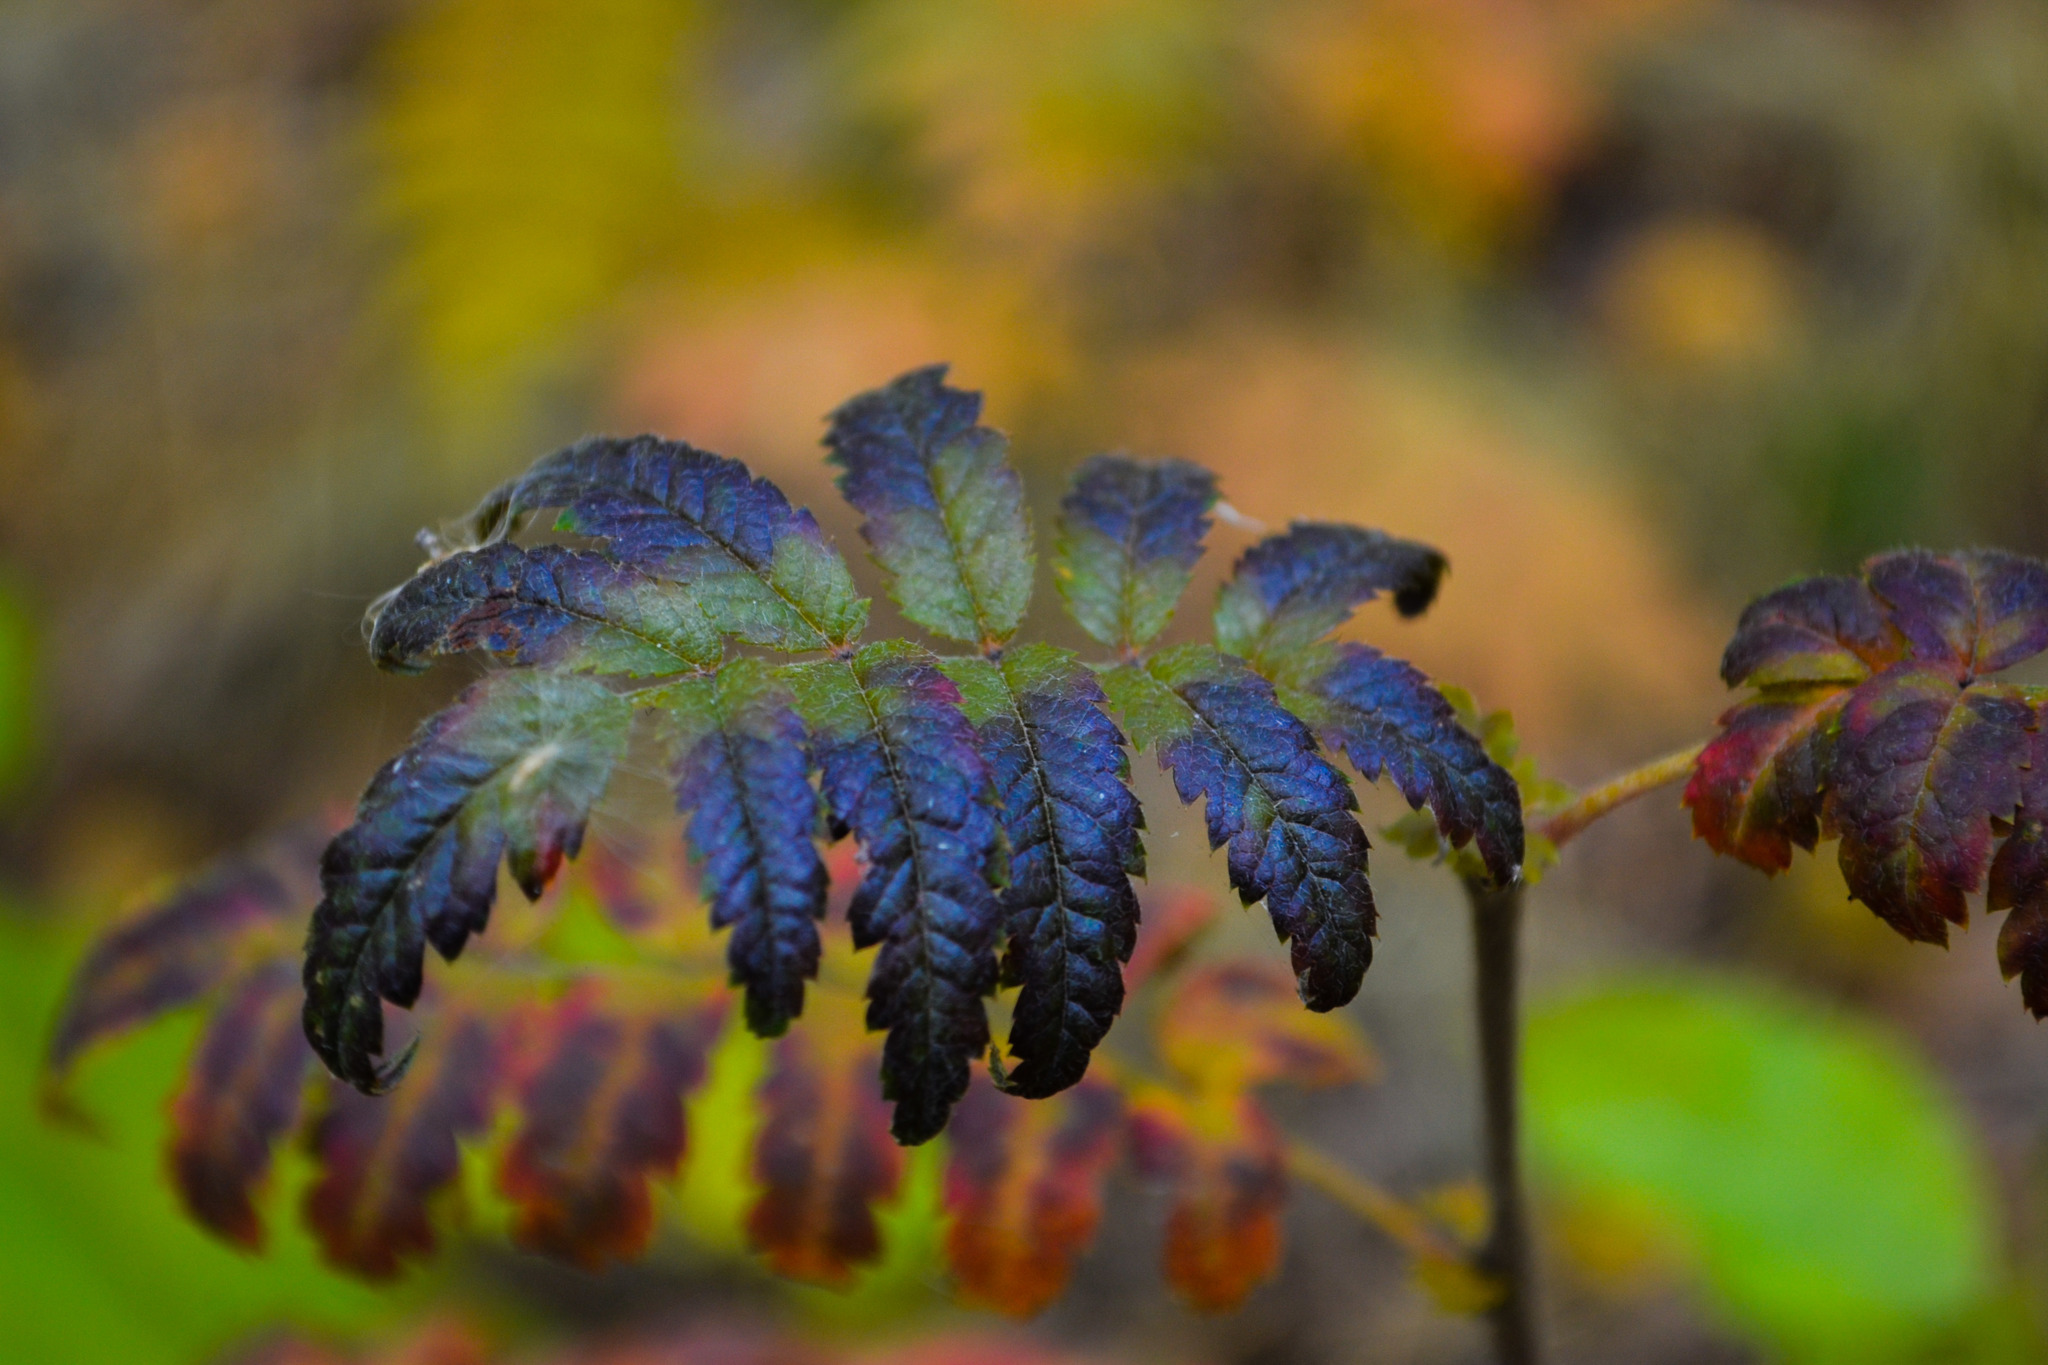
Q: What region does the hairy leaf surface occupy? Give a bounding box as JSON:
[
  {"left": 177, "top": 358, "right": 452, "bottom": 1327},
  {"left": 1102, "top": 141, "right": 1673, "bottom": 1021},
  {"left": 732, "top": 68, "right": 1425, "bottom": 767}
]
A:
[
  {"left": 304, "top": 672, "right": 631, "bottom": 1093},
  {"left": 499, "top": 986, "right": 727, "bottom": 1268},
  {"left": 945, "top": 645, "right": 1142, "bottom": 1098},
  {"left": 1690, "top": 551, "right": 2048, "bottom": 991},
  {"left": 826, "top": 366, "right": 1033, "bottom": 646},
  {"left": 785, "top": 642, "right": 1006, "bottom": 1144},
  {"left": 303, "top": 1005, "right": 502, "bottom": 1278},
  {"left": 747, "top": 996, "right": 902, "bottom": 1285},
  {"left": 1102, "top": 645, "right": 1374, "bottom": 1011},
  {"left": 944, "top": 1075, "right": 1123, "bottom": 1316},
  {"left": 1054, "top": 454, "right": 1216, "bottom": 653},
  {"left": 166, "top": 961, "right": 312, "bottom": 1248},
  {"left": 1274, "top": 642, "right": 1523, "bottom": 885},
  {"left": 1991, "top": 727, "right": 2048, "bottom": 1015},
  {"left": 666, "top": 662, "right": 829, "bottom": 1037},
  {"left": 371, "top": 541, "right": 720, "bottom": 676},
  {"left": 1213, "top": 523, "right": 1446, "bottom": 669},
  {"left": 472, "top": 435, "right": 867, "bottom": 651}
]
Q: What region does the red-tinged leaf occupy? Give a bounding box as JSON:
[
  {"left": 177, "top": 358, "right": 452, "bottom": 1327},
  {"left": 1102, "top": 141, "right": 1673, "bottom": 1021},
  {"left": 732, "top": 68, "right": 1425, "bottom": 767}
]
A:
[
  {"left": 747, "top": 994, "right": 903, "bottom": 1285},
  {"left": 1127, "top": 1090, "right": 1286, "bottom": 1313},
  {"left": 48, "top": 825, "right": 321, "bottom": 1081},
  {"left": 303, "top": 1006, "right": 503, "bottom": 1278},
  {"left": 1694, "top": 549, "right": 2048, "bottom": 1003},
  {"left": 1826, "top": 668, "right": 2033, "bottom": 943},
  {"left": 1119, "top": 887, "right": 1222, "bottom": 994},
  {"left": 1717, "top": 574, "right": 1902, "bottom": 689},
  {"left": 1686, "top": 686, "right": 1850, "bottom": 871},
  {"left": 943, "top": 1076, "right": 1124, "bottom": 1316},
  {"left": 1155, "top": 961, "right": 1375, "bottom": 1092},
  {"left": 498, "top": 985, "right": 728, "bottom": 1268},
  {"left": 166, "top": 960, "right": 313, "bottom": 1248},
  {"left": 1989, "top": 729, "right": 2048, "bottom": 1016}
]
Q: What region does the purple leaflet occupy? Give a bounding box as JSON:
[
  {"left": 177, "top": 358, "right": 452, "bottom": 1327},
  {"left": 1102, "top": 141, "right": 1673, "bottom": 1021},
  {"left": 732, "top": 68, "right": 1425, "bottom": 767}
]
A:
[
  {"left": 1102, "top": 645, "right": 1375, "bottom": 1011},
  {"left": 825, "top": 366, "right": 1034, "bottom": 647},
  {"left": 1278, "top": 643, "right": 1522, "bottom": 885},
  {"left": 666, "top": 661, "right": 829, "bottom": 1038},
  {"left": 945, "top": 645, "right": 1144, "bottom": 1098},
  {"left": 783, "top": 641, "right": 1006, "bottom": 1144},
  {"left": 370, "top": 541, "right": 719, "bottom": 677},
  {"left": 468, "top": 435, "right": 867, "bottom": 652},
  {"left": 303, "top": 672, "right": 631, "bottom": 1093},
  {"left": 1213, "top": 522, "right": 1447, "bottom": 668}
]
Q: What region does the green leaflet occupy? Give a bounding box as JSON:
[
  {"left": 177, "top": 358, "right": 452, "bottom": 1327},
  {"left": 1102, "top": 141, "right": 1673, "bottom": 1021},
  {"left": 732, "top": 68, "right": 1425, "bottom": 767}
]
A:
[{"left": 826, "top": 367, "right": 1035, "bottom": 647}]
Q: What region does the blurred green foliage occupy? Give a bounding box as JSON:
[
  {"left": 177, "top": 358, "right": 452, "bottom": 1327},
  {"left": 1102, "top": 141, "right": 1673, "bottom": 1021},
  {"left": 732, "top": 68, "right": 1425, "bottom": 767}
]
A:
[
  {"left": 0, "top": 915, "right": 408, "bottom": 1365},
  {"left": 1527, "top": 974, "right": 2017, "bottom": 1363}
]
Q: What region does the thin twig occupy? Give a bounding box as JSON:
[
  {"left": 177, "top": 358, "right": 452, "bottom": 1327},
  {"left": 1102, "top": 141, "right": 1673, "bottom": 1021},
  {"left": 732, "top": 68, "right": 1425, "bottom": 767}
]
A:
[
  {"left": 1284, "top": 1141, "right": 1479, "bottom": 1272},
  {"left": 1538, "top": 742, "right": 1705, "bottom": 850}
]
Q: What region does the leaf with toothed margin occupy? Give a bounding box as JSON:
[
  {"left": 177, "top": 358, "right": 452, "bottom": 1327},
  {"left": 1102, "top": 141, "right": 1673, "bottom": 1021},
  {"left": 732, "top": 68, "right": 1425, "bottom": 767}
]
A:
[
  {"left": 303, "top": 671, "right": 632, "bottom": 1094},
  {"left": 663, "top": 662, "right": 829, "bottom": 1038},
  {"left": 467, "top": 435, "right": 868, "bottom": 651},
  {"left": 166, "top": 960, "right": 312, "bottom": 1249},
  {"left": 746, "top": 990, "right": 903, "bottom": 1285},
  {"left": 944, "top": 645, "right": 1142, "bottom": 1099},
  {"left": 942, "top": 1074, "right": 1124, "bottom": 1317},
  {"left": 783, "top": 640, "right": 1007, "bottom": 1144},
  {"left": 45, "top": 823, "right": 322, "bottom": 1088},
  {"left": 825, "top": 365, "right": 1034, "bottom": 646},
  {"left": 1101, "top": 644, "right": 1374, "bottom": 1012},
  {"left": 1213, "top": 522, "right": 1447, "bottom": 669},
  {"left": 498, "top": 983, "right": 728, "bottom": 1268},
  {"left": 1825, "top": 668, "right": 2033, "bottom": 945},
  {"left": 302, "top": 1003, "right": 502, "bottom": 1278},
  {"left": 1054, "top": 454, "right": 1216, "bottom": 653},
  {"left": 1991, "top": 726, "right": 2048, "bottom": 1017},
  {"left": 1270, "top": 642, "right": 1523, "bottom": 886},
  {"left": 1689, "top": 549, "right": 2048, "bottom": 1011},
  {"left": 370, "top": 541, "right": 721, "bottom": 677}
]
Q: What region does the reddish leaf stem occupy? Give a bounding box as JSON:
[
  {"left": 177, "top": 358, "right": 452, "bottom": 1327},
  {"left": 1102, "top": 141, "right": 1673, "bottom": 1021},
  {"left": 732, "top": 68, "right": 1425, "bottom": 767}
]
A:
[{"left": 1538, "top": 742, "right": 1705, "bottom": 850}]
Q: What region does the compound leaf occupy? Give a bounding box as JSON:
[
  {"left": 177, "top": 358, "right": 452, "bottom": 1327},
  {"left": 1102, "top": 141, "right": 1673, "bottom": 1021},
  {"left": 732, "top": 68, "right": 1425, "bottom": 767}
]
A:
[
  {"left": 747, "top": 993, "right": 903, "bottom": 1285},
  {"left": 304, "top": 672, "right": 632, "bottom": 1093},
  {"left": 944, "top": 645, "right": 1142, "bottom": 1099},
  {"left": 1691, "top": 550, "right": 2048, "bottom": 1004},
  {"left": 943, "top": 1075, "right": 1124, "bottom": 1317},
  {"left": 498, "top": 984, "right": 728, "bottom": 1268},
  {"left": 1273, "top": 643, "right": 1523, "bottom": 886},
  {"left": 370, "top": 541, "right": 721, "bottom": 677},
  {"left": 472, "top": 435, "right": 868, "bottom": 651},
  {"left": 1102, "top": 645, "right": 1374, "bottom": 1012},
  {"left": 826, "top": 366, "right": 1033, "bottom": 647},
  {"left": 1213, "top": 523, "right": 1446, "bottom": 670},
  {"left": 166, "top": 961, "right": 313, "bottom": 1249},
  {"left": 665, "top": 663, "right": 829, "bottom": 1037},
  {"left": 1054, "top": 455, "right": 1216, "bottom": 653},
  {"left": 302, "top": 1003, "right": 503, "bottom": 1278},
  {"left": 784, "top": 642, "right": 1006, "bottom": 1145}
]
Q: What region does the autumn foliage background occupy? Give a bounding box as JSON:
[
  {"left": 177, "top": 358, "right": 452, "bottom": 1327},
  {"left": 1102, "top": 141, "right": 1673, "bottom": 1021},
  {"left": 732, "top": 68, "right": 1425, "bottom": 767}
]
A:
[{"left": 5, "top": 1, "right": 2048, "bottom": 1363}]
